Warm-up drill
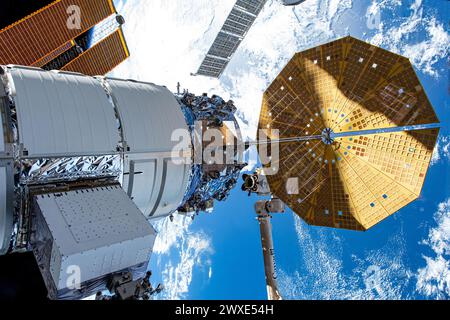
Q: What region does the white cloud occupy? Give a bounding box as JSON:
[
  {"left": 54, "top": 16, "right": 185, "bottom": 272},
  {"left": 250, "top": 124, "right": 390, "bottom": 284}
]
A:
[
  {"left": 278, "top": 216, "right": 412, "bottom": 300},
  {"left": 280, "top": 202, "right": 450, "bottom": 300},
  {"left": 162, "top": 230, "right": 213, "bottom": 300},
  {"left": 153, "top": 214, "right": 191, "bottom": 254},
  {"left": 365, "top": 0, "right": 449, "bottom": 77},
  {"left": 416, "top": 198, "right": 450, "bottom": 299},
  {"left": 431, "top": 136, "right": 450, "bottom": 166},
  {"left": 152, "top": 215, "right": 213, "bottom": 300}
]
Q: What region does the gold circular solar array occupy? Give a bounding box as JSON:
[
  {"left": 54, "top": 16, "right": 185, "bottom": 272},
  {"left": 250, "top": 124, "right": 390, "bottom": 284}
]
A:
[{"left": 258, "top": 36, "right": 440, "bottom": 231}]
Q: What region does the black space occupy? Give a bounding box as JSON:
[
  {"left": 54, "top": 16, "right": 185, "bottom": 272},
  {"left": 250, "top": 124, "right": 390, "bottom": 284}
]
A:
[
  {"left": 0, "top": 0, "right": 55, "bottom": 29},
  {"left": 0, "top": 252, "right": 48, "bottom": 300}
]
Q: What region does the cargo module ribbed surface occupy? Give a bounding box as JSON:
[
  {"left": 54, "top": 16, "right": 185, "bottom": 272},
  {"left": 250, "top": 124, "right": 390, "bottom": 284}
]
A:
[{"left": 258, "top": 36, "right": 440, "bottom": 231}]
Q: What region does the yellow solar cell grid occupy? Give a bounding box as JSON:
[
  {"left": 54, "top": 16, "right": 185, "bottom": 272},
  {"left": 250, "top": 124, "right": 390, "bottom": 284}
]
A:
[
  {"left": 318, "top": 40, "right": 345, "bottom": 116},
  {"left": 380, "top": 62, "right": 439, "bottom": 126},
  {"left": 339, "top": 38, "right": 373, "bottom": 97},
  {"left": 258, "top": 36, "right": 439, "bottom": 231},
  {"left": 262, "top": 79, "right": 323, "bottom": 140},
  {"left": 0, "top": 0, "right": 115, "bottom": 66},
  {"left": 61, "top": 29, "right": 129, "bottom": 76},
  {"left": 341, "top": 129, "right": 438, "bottom": 195},
  {"left": 334, "top": 153, "right": 379, "bottom": 224},
  {"left": 363, "top": 83, "right": 416, "bottom": 125},
  {"left": 278, "top": 64, "right": 324, "bottom": 133},
  {"left": 350, "top": 47, "right": 400, "bottom": 100},
  {"left": 299, "top": 158, "right": 364, "bottom": 230}
]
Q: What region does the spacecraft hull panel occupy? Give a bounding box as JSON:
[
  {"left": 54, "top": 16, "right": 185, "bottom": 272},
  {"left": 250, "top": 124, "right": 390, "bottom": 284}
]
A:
[
  {"left": 1, "top": 65, "right": 196, "bottom": 223},
  {"left": 106, "top": 78, "right": 193, "bottom": 219},
  {"left": 153, "top": 158, "right": 191, "bottom": 218},
  {"left": 32, "top": 185, "right": 156, "bottom": 293},
  {"left": 122, "top": 154, "right": 192, "bottom": 219},
  {"left": 9, "top": 67, "right": 120, "bottom": 158},
  {"left": 106, "top": 78, "right": 190, "bottom": 153}
]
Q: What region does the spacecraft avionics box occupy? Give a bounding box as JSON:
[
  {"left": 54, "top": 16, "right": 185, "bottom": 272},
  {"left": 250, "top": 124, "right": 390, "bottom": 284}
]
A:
[{"left": 31, "top": 184, "right": 156, "bottom": 299}]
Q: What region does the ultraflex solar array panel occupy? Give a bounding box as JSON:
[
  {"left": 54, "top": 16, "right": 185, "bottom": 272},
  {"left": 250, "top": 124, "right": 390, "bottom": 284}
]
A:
[
  {"left": 196, "top": 0, "right": 267, "bottom": 78},
  {"left": 258, "top": 36, "right": 439, "bottom": 231}
]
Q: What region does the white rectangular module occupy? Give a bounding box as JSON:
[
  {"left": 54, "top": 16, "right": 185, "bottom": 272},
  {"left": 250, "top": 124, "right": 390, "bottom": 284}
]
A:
[
  {"left": 33, "top": 185, "right": 156, "bottom": 292},
  {"left": 9, "top": 67, "right": 120, "bottom": 157},
  {"left": 0, "top": 168, "right": 5, "bottom": 245}
]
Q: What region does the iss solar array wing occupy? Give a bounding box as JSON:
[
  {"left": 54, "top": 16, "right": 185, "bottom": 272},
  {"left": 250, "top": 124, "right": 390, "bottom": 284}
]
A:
[
  {"left": 0, "top": 0, "right": 114, "bottom": 66},
  {"left": 0, "top": 0, "right": 129, "bottom": 76},
  {"left": 196, "top": 0, "right": 268, "bottom": 78},
  {"left": 258, "top": 36, "right": 440, "bottom": 231}
]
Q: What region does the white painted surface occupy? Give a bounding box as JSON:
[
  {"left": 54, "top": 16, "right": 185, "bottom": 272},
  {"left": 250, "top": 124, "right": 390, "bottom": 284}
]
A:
[
  {"left": 106, "top": 78, "right": 189, "bottom": 153},
  {"left": 35, "top": 185, "right": 156, "bottom": 290},
  {"left": 122, "top": 152, "right": 191, "bottom": 219},
  {"left": 153, "top": 158, "right": 192, "bottom": 217},
  {"left": 10, "top": 68, "right": 120, "bottom": 157},
  {"left": 107, "top": 78, "right": 193, "bottom": 218}
]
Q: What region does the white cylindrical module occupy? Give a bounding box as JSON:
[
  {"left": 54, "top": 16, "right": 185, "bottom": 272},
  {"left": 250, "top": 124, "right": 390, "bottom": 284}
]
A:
[
  {"left": 104, "top": 77, "right": 193, "bottom": 218},
  {"left": 1, "top": 65, "right": 243, "bottom": 261},
  {"left": 0, "top": 65, "right": 193, "bottom": 254},
  {"left": 9, "top": 67, "right": 121, "bottom": 158}
]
